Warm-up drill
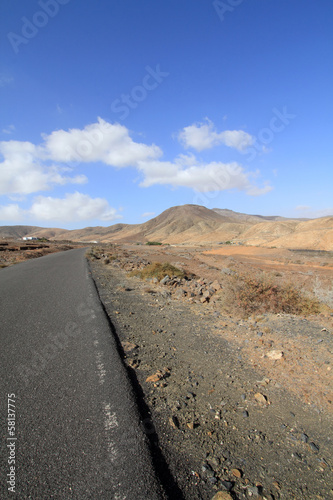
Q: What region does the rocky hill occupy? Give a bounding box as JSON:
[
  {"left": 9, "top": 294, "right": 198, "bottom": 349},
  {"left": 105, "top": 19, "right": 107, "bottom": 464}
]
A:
[
  {"left": 0, "top": 225, "right": 45, "bottom": 240},
  {"left": 1, "top": 205, "right": 332, "bottom": 250},
  {"left": 212, "top": 208, "right": 309, "bottom": 223}
]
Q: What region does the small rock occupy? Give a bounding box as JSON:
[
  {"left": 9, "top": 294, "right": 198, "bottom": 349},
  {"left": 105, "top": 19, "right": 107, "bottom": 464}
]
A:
[
  {"left": 211, "top": 280, "right": 221, "bottom": 291},
  {"left": 211, "top": 492, "right": 233, "bottom": 500},
  {"left": 243, "top": 410, "right": 249, "bottom": 418},
  {"left": 231, "top": 468, "right": 242, "bottom": 478},
  {"left": 254, "top": 393, "right": 268, "bottom": 404},
  {"left": 309, "top": 442, "right": 319, "bottom": 453},
  {"left": 127, "top": 359, "right": 140, "bottom": 368},
  {"left": 202, "top": 464, "right": 215, "bottom": 478},
  {"left": 247, "top": 485, "right": 260, "bottom": 497},
  {"left": 187, "top": 422, "right": 195, "bottom": 429},
  {"left": 146, "top": 370, "right": 163, "bottom": 383},
  {"left": 122, "top": 342, "right": 138, "bottom": 353},
  {"left": 301, "top": 433, "right": 309, "bottom": 443},
  {"left": 220, "top": 480, "right": 233, "bottom": 491},
  {"left": 175, "top": 288, "right": 186, "bottom": 298},
  {"left": 186, "top": 392, "right": 196, "bottom": 400},
  {"left": 169, "top": 416, "right": 180, "bottom": 429},
  {"left": 160, "top": 275, "right": 170, "bottom": 285},
  {"left": 257, "top": 377, "right": 270, "bottom": 386},
  {"left": 266, "top": 350, "right": 284, "bottom": 360},
  {"left": 209, "top": 457, "right": 220, "bottom": 467}
]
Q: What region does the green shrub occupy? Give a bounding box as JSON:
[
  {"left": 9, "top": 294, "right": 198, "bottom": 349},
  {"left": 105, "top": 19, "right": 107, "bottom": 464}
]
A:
[{"left": 146, "top": 241, "right": 163, "bottom": 246}]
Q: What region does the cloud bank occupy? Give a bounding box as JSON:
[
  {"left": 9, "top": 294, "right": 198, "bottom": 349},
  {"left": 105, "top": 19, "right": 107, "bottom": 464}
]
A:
[
  {"left": 0, "top": 193, "right": 119, "bottom": 223},
  {"left": 0, "top": 117, "right": 271, "bottom": 223}
]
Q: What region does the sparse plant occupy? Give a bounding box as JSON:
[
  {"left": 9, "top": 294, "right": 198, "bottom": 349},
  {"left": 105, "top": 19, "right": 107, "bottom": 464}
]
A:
[
  {"left": 130, "top": 262, "right": 185, "bottom": 281},
  {"left": 146, "top": 241, "right": 163, "bottom": 246},
  {"left": 233, "top": 273, "right": 321, "bottom": 316}
]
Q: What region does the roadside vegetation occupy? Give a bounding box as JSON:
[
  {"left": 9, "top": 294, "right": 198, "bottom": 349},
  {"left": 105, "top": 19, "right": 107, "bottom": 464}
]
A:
[
  {"left": 146, "top": 241, "right": 163, "bottom": 246},
  {"left": 89, "top": 245, "right": 331, "bottom": 319},
  {"left": 130, "top": 262, "right": 186, "bottom": 281},
  {"left": 230, "top": 272, "right": 322, "bottom": 317}
]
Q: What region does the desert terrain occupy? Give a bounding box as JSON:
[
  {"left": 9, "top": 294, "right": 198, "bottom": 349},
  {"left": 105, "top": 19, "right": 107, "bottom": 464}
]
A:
[
  {"left": 1, "top": 205, "right": 333, "bottom": 498},
  {"left": 87, "top": 241, "right": 333, "bottom": 499},
  {"left": 1, "top": 204, "right": 333, "bottom": 251}
]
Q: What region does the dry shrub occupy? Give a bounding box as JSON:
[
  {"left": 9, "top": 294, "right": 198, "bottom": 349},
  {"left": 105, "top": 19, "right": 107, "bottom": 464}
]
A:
[
  {"left": 130, "top": 262, "right": 185, "bottom": 281},
  {"left": 232, "top": 273, "right": 321, "bottom": 316}
]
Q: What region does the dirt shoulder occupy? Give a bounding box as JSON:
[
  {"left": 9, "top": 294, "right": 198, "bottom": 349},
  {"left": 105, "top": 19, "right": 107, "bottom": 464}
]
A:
[{"left": 89, "top": 244, "right": 333, "bottom": 500}]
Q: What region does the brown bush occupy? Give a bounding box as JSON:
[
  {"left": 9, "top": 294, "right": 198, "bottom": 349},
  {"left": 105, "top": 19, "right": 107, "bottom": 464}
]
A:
[
  {"left": 232, "top": 273, "right": 321, "bottom": 316},
  {"left": 130, "top": 262, "right": 185, "bottom": 281}
]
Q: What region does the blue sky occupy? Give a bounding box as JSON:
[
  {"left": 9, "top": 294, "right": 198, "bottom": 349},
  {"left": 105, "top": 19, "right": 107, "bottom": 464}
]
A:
[{"left": 0, "top": 0, "right": 332, "bottom": 229}]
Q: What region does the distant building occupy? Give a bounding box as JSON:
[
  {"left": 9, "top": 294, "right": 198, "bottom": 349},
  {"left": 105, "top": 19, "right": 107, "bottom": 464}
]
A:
[{"left": 22, "top": 236, "right": 38, "bottom": 241}]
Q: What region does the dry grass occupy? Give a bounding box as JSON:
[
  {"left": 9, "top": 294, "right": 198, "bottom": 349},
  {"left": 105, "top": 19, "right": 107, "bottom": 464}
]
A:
[
  {"left": 230, "top": 273, "right": 322, "bottom": 317},
  {"left": 130, "top": 262, "right": 185, "bottom": 281}
]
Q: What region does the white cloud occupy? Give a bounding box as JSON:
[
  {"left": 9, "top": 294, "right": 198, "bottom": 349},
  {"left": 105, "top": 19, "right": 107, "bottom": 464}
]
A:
[
  {"left": 0, "top": 193, "right": 121, "bottom": 223},
  {"left": 178, "top": 119, "right": 254, "bottom": 152},
  {"left": 0, "top": 140, "right": 87, "bottom": 195},
  {"left": 0, "top": 119, "right": 161, "bottom": 197},
  {"left": 141, "top": 212, "right": 156, "bottom": 218},
  {"left": 0, "top": 118, "right": 271, "bottom": 227},
  {"left": 2, "top": 125, "right": 15, "bottom": 135},
  {"left": 0, "top": 203, "right": 26, "bottom": 221},
  {"left": 43, "top": 117, "right": 161, "bottom": 167},
  {"left": 29, "top": 192, "right": 120, "bottom": 222},
  {"left": 138, "top": 155, "right": 271, "bottom": 195}
]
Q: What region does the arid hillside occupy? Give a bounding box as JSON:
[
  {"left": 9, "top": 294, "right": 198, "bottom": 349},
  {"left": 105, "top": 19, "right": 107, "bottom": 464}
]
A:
[{"left": 1, "top": 205, "right": 332, "bottom": 250}]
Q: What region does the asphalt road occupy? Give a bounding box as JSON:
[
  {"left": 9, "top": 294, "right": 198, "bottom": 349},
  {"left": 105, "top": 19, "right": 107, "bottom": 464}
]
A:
[{"left": 0, "top": 249, "right": 164, "bottom": 499}]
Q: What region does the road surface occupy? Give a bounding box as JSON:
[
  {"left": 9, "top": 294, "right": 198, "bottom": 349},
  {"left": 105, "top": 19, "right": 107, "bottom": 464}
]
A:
[{"left": 0, "top": 249, "right": 164, "bottom": 499}]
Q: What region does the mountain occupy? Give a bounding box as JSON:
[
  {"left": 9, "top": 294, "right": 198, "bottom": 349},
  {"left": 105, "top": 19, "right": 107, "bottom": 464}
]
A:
[
  {"left": 212, "top": 208, "right": 309, "bottom": 223},
  {"left": 1, "top": 205, "right": 332, "bottom": 250},
  {"left": 0, "top": 225, "right": 48, "bottom": 240}
]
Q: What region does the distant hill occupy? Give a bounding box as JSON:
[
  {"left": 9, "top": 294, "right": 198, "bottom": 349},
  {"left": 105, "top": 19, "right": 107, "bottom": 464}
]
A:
[
  {"left": 1, "top": 205, "right": 332, "bottom": 250},
  {"left": 212, "top": 208, "right": 309, "bottom": 223},
  {"left": 0, "top": 225, "right": 47, "bottom": 240}
]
